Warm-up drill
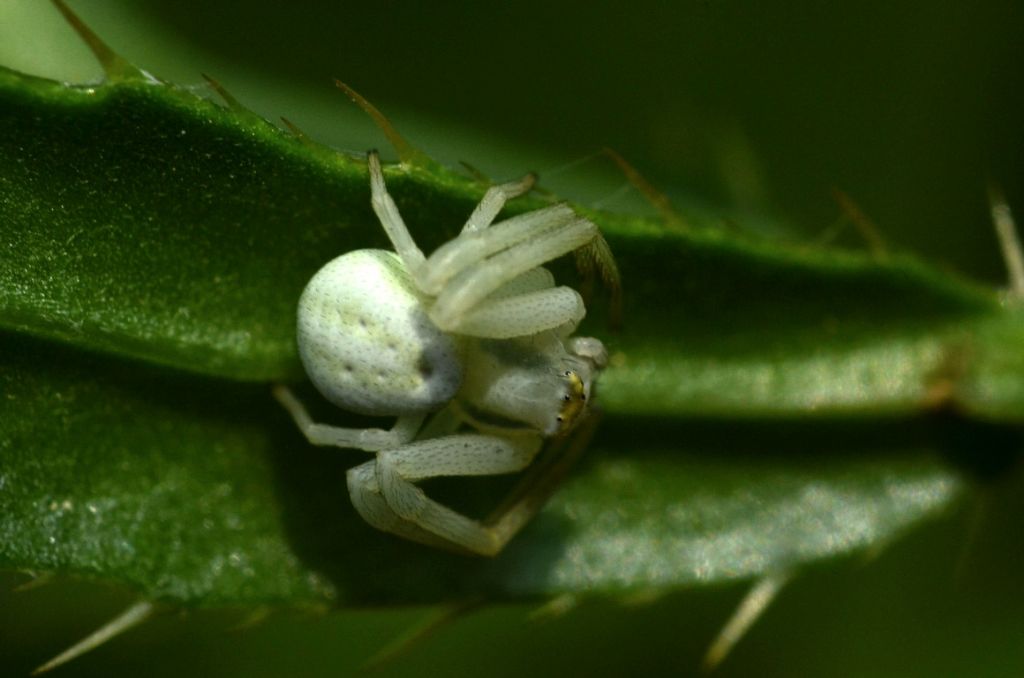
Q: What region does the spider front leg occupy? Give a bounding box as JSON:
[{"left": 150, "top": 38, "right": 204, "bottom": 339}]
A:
[
  {"left": 347, "top": 433, "right": 544, "bottom": 556},
  {"left": 366, "top": 150, "right": 534, "bottom": 279},
  {"left": 461, "top": 172, "right": 536, "bottom": 234},
  {"left": 428, "top": 210, "right": 596, "bottom": 335},
  {"left": 367, "top": 150, "right": 551, "bottom": 292},
  {"left": 367, "top": 151, "right": 427, "bottom": 279},
  {"left": 365, "top": 151, "right": 596, "bottom": 338},
  {"left": 422, "top": 201, "right": 599, "bottom": 336},
  {"left": 451, "top": 285, "right": 586, "bottom": 338}
]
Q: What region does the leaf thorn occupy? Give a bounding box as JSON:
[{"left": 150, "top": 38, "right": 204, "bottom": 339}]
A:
[
  {"left": 13, "top": 571, "right": 54, "bottom": 593},
  {"left": 50, "top": 0, "right": 152, "bottom": 83},
  {"left": 988, "top": 183, "right": 1024, "bottom": 300},
  {"left": 602, "top": 147, "right": 688, "bottom": 230},
  {"left": 280, "top": 117, "right": 317, "bottom": 147},
  {"left": 701, "top": 570, "right": 792, "bottom": 673},
  {"left": 201, "top": 73, "right": 245, "bottom": 112},
  {"left": 528, "top": 593, "right": 579, "bottom": 621},
  {"left": 359, "top": 599, "right": 482, "bottom": 673},
  {"left": 332, "top": 79, "right": 430, "bottom": 167},
  {"left": 831, "top": 187, "right": 888, "bottom": 257},
  {"left": 32, "top": 600, "right": 155, "bottom": 674}
]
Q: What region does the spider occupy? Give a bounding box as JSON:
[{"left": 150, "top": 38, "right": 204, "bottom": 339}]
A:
[{"left": 274, "top": 151, "right": 614, "bottom": 556}]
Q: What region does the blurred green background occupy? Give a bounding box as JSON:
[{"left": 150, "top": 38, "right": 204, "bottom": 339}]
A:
[{"left": 1, "top": 1, "right": 1023, "bottom": 675}]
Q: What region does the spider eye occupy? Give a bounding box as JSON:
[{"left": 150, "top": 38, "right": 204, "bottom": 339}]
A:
[{"left": 562, "top": 394, "right": 571, "bottom": 402}]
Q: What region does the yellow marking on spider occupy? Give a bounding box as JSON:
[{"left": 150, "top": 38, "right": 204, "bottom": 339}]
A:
[{"left": 557, "top": 370, "right": 587, "bottom": 433}]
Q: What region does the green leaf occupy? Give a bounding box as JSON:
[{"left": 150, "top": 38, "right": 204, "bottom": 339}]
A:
[
  {"left": 0, "top": 26, "right": 1019, "bottom": 608},
  {"left": 0, "top": 331, "right": 965, "bottom": 604},
  {"left": 4, "top": 68, "right": 1023, "bottom": 421}
]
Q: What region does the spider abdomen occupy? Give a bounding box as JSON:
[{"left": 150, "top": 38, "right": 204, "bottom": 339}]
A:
[{"left": 296, "top": 249, "right": 463, "bottom": 416}]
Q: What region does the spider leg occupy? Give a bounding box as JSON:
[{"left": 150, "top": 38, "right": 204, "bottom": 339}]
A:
[
  {"left": 273, "top": 385, "right": 424, "bottom": 451},
  {"left": 440, "top": 265, "right": 585, "bottom": 338},
  {"left": 483, "top": 407, "right": 600, "bottom": 547},
  {"left": 490, "top": 266, "right": 556, "bottom": 297},
  {"left": 348, "top": 433, "right": 543, "bottom": 556},
  {"left": 365, "top": 152, "right": 614, "bottom": 334},
  {"left": 367, "top": 148, "right": 547, "bottom": 296},
  {"left": 430, "top": 216, "right": 597, "bottom": 331},
  {"left": 453, "top": 286, "right": 585, "bottom": 338},
  {"left": 420, "top": 203, "right": 579, "bottom": 294},
  {"left": 461, "top": 173, "right": 537, "bottom": 234},
  {"left": 347, "top": 461, "right": 469, "bottom": 551},
  {"left": 367, "top": 151, "right": 427, "bottom": 279}
]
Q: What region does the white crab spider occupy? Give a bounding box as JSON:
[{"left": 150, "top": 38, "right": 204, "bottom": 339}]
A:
[{"left": 274, "top": 151, "right": 611, "bottom": 556}]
